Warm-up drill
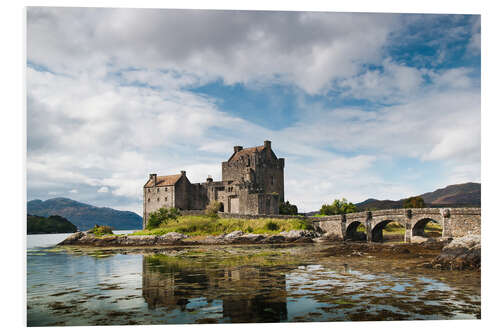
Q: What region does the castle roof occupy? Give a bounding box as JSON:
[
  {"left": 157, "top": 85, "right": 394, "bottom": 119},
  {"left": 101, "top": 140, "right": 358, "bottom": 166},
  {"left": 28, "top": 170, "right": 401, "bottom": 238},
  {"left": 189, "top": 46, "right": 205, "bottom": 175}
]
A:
[
  {"left": 144, "top": 174, "right": 182, "bottom": 187},
  {"left": 228, "top": 145, "right": 266, "bottom": 162}
]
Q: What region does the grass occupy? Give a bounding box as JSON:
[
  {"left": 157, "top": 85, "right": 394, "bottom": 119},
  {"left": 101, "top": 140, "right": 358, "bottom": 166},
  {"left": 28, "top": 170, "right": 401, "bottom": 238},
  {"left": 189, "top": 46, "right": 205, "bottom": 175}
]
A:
[{"left": 132, "top": 215, "right": 312, "bottom": 236}]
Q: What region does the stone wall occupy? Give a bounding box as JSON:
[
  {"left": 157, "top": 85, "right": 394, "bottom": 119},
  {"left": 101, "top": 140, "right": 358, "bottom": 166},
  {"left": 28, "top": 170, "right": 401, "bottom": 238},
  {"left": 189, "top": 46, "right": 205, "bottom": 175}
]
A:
[
  {"left": 217, "top": 212, "right": 302, "bottom": 220},
  {"left": 448, "top": 208, "right": 481, "bottom": 237},
  {"left": 143, "top": 185, "right": 176, "bottom": 228}
]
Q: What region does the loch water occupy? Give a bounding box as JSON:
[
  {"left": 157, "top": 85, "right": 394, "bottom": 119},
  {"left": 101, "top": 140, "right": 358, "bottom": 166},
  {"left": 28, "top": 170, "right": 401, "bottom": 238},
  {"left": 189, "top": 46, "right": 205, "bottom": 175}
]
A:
[{"left": 27, "top": 233, "right": 480, "bottom": 326}]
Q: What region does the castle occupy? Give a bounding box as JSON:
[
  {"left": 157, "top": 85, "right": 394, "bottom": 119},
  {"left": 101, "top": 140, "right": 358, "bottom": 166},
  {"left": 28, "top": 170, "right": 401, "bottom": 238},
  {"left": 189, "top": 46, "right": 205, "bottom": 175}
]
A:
[{"left": 143, "top": 140, "right": 285, "bottom": 228}]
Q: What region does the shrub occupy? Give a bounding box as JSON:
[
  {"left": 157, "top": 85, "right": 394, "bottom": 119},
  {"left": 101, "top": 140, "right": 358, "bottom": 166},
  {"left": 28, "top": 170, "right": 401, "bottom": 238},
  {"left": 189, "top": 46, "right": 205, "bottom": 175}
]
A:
[
  {"left": 279, "top": 201, "right": 298, "bottom": 215},
  {"left": 265, "top": 221, "right": 279, "bottom": 231},
  {"left": 319, "top": 198, "right": 357, "bottom": 216},
  {"left": 403, "top": 196, "right": 425, "bottom": 208},
  {"left": 205, "top": 201, "right": 222, "bottom": 218},
  {"left": 147, "top": 207, "right": 181, "bottom": 229},
  {"left": 89, "top": 224, "right": 113, "bottom": 236}
]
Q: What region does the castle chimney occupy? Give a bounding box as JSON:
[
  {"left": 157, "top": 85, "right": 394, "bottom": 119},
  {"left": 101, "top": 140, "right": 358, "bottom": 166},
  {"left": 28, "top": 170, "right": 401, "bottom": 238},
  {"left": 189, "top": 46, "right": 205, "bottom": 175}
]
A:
[
  {"left": 180, "top": 170, "right": 186, "bottom": 176},
  {"left": 149, "top": 173, "right": 157, "bottom": 185},
  {"left": 234, "top": 146, "right": 243, "bottom": 153},
  {"left": 264, "top": 140, "right": 271, "bottom": 149}
]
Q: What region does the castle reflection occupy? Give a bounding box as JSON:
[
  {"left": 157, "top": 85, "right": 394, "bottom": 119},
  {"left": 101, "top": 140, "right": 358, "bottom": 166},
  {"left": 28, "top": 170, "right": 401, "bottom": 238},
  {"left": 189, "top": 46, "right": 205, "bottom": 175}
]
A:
[{"left": 142, "top": 254, "right": 290, "bottom": 323}]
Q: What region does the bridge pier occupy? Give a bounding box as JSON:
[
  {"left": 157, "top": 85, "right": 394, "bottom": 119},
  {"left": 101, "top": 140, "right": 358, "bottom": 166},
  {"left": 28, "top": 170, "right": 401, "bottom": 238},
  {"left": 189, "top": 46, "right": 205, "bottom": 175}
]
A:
[
  {"left": 404, "top": 209, "right": 413, "bottom": 243},
  {"left": 441, "top": 208, "right": 453, "bottom": 238},
  {"left": 365, "top": 212, "right": 372, "bottom": 242}
]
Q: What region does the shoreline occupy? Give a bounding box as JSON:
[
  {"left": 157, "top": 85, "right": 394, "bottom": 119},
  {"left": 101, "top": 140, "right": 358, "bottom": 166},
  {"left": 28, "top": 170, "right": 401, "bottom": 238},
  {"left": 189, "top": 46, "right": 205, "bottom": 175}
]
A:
[{"left": 57, "top": 231, "right": 481, "bottom": 271}]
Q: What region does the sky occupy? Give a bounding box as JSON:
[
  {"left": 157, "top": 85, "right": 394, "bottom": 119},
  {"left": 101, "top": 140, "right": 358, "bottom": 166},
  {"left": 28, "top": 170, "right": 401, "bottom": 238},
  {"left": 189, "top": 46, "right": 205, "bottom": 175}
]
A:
[{"left": 26, "top": 8, "right": 481, "bottom": 214}]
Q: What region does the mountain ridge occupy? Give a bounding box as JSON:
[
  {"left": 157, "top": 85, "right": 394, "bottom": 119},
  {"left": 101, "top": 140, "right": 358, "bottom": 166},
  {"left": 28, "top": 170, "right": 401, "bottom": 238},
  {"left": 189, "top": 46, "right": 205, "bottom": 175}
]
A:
[
  {"left": 355, "top": 182, "right": 480, "bottom": 211},
  {"left": 27, "top": 197, "right": 142, "bottom": 231}
]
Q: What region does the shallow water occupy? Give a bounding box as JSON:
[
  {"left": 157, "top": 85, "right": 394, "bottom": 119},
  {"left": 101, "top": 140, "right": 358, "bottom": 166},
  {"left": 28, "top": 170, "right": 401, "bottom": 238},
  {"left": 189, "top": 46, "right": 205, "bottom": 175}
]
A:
[{"left": 27, "top": 235, "right": 480, "bottom": 326}]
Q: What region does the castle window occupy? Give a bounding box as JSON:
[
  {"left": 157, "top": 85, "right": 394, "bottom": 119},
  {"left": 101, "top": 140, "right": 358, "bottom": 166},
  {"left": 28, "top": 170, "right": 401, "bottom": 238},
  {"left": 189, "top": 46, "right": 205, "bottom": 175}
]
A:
[
  {"left": 165, "top": 197, "right": 168, "bottom": 201},
  {"left": 271, "top": 176, "right": 274, "bottom": 185},
  {"left": 157, "top": 197, "right": 160, "bottom": 201},
  {"left": 148, "top": 198, "right": 150, "bottom": 202},
  {"left": 148, "top": 189, "right": 150, "bottom": 193},
  {"left": 165, "top": 187, "right": 168, "bottom": 191},
  {"left": 157, "top": 188, "right": 159, "bottom": 193}
]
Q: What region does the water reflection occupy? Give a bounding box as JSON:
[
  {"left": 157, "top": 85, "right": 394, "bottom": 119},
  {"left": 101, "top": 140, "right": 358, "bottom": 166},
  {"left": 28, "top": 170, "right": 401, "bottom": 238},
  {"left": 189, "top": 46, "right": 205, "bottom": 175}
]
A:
[
  {"left": 142, "top": 254, "right": 289, "bottom": 322},
  {"left": 27, "top": 243, "right": 480, "bottom": 326}
]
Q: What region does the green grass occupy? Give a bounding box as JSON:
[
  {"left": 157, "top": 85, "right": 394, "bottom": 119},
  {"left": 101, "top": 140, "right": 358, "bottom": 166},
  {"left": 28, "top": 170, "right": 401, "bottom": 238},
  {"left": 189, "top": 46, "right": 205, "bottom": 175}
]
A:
[{"left": 132, "top": 215, "right": 312, "bottom": 236}]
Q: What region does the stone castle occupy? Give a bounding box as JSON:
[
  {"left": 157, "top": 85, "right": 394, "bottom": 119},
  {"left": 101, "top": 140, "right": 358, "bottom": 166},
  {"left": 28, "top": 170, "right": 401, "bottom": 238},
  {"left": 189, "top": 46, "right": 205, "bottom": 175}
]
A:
[{"left": 143, "top": 140, "right": 284, "bottom": 228}]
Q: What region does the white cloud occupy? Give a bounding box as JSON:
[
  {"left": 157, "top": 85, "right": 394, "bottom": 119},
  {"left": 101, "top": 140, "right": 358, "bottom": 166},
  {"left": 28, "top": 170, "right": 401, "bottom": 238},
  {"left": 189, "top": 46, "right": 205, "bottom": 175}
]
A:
[
  {"left": 97, "top": 186, "right": 109, "bottom": 193},
  {"left": 26, "top": 9, "right": 480, "bottom": 213},
  {"left": 69, "top": 189, "right": 78, "bottom": 194},
  {"left": 27, "top": 8, "right": 399, "bottom": 94}
]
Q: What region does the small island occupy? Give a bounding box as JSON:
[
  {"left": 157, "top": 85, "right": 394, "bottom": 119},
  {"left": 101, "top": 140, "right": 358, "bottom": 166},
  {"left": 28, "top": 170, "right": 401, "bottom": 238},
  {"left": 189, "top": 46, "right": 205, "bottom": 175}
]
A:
[{"left": 27, "top": 214, "right": 78, "bottom": 234}]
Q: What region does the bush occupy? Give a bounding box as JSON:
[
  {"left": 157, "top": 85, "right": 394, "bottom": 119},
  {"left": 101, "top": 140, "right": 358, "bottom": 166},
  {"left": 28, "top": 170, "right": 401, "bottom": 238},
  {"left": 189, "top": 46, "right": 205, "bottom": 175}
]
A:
[
  {"left": 147, "top": 207, "right": 181, "bottom": 229},
  {"left": 265, "top": 221, "right": 279, "bottom": 231},
  {"left": 403, "top": 196, "right": 425, "bottom": 208},
  {"left": 279, "top": 201, "right": 298, "bottom": 215},
  {"left": 319, "top": 198, "right": 357, "bottom": 216},
  {"left": 205, "top": 201, "right": 222, "bottom": 218},
  {"left": 89, "top": 224, "right": 113, "bottom": 236}
]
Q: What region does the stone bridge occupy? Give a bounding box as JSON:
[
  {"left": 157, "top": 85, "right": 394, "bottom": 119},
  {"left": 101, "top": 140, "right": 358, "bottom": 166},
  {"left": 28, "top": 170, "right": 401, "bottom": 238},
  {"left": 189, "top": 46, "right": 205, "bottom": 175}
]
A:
[{"left": 311, "top": 208, "right": 481, "bottom": 243}]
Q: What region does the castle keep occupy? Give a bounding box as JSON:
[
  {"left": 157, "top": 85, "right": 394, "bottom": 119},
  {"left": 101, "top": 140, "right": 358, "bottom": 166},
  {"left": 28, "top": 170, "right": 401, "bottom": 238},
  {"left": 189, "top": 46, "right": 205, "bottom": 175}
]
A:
[{"left": 143, "top": 140, "right": 285, "bottom": 228}]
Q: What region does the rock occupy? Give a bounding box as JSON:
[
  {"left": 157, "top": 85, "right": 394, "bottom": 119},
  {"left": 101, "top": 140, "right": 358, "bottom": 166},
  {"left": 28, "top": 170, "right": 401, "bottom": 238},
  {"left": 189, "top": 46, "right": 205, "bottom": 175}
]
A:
[
  {"left": 240, "top": 233, "right": 266, "bottom": 242},
  {"left": 411, "top": 236, "right": 428, "bottom": 244},
  {"left": 314, "top": 232, "right": 343, "bottom": 243},
  {"left": 280, "top": 230, "right": 319, "bottom": 242},
  {"left": 431, "top": 234, "right": 480, "bottom": 270},
  {"left": 225, "top": 230, "right": 244, "bottom": 240},
  {"left": 121, "top": 235, "right": 158, "bottom": 246},
  {"left": 262, "top": 234, "right": 286, "bottom": 243},
  {"left": 58, "top": 231, "right": 85, "bottom": 245},
  {"left": 157, "top": 232, "right": 187, "bottom": 244}
]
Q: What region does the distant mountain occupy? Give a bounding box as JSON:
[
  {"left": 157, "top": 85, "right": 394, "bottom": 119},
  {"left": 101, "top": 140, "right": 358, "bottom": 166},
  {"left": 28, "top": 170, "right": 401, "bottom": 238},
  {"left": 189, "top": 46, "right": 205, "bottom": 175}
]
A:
[
  {"left": 27, "top": 198, "right": 142, "bottom": 231},
  {"left": 355, "top": 182, "right": 481, "bottom": 211}
]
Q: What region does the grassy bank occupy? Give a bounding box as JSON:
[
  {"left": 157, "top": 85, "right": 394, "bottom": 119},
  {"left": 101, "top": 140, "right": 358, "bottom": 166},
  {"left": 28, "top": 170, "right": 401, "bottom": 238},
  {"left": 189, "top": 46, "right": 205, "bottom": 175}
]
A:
[{"left": 132, "top": 215, "right": 311, "bottom": 236}]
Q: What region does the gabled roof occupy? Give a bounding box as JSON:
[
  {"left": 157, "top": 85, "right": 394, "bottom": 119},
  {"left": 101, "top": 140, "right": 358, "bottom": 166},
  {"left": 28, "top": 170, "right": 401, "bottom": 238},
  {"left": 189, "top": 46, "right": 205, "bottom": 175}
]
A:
[
  {"left": 144, "top": 174, "right": 182, "bottom": 187},
  {"left": 228, "top": 145, "right": 266, "bottom": 162}
]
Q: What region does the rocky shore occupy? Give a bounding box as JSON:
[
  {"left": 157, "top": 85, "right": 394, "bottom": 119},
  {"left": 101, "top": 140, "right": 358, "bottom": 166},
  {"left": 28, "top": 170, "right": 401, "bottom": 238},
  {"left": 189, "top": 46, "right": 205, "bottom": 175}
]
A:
[
  {"left": 57, "top": 231, "right": 481, "bottom": 271},
  {"left": 58, "top": 229, "right": 324, "bottom": 247},
  {"left": 426, "top": 234, "right": 481, "bottom": 270}
]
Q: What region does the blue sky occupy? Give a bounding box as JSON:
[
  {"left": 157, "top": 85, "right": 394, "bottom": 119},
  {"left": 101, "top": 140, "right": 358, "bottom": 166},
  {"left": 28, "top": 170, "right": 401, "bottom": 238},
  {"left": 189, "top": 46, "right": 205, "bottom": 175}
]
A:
[{"left": 26, "top": 8, "right": 480, "bottom": 214}]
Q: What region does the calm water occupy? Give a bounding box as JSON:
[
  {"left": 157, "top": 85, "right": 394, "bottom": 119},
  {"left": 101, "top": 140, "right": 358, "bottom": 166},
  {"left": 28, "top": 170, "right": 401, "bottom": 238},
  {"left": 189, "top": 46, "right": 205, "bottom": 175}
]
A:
[{"left": 27, "top": 234, "right": 480, "bottom": 326}]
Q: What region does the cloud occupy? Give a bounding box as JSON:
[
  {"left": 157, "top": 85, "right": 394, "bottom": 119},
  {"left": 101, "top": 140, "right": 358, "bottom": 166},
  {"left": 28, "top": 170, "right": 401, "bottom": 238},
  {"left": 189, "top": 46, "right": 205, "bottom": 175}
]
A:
[
  {"left": 69, "top": 189, "right": 78, "bottom": 194},
  {"left": 27, "top": 8, "right": 400, "bottom": 94},
  {"left": 97, "top": 186, "right": 109, "bottom": 193},
  {"left": 26, "top": 9, "right": 480, "bottom": 214}
]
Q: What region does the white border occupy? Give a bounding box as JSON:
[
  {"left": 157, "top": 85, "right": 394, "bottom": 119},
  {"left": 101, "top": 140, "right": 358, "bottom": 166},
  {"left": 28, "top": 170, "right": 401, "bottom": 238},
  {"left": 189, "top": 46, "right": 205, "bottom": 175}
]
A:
[{"left": 3, "top": 1, "right": 499, "bottom": 332}]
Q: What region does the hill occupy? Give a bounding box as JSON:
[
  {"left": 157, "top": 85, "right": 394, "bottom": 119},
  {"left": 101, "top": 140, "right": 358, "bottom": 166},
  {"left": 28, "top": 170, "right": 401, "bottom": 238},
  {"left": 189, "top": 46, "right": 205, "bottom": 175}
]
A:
[
  {"left": 27, "top": 198, "right": 142, "bottom": 231},
  {"left": 27, "top": 215, "right": 78, "bottom": 234},
  {"left": 355, "top": 182, "right": 480, "bottom": 211}
]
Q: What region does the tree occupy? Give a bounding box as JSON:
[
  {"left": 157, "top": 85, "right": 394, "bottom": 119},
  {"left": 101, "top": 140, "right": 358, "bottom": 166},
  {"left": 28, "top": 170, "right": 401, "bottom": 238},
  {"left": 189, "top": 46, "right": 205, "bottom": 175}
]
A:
[
  {"left": 279, "top": 201, "right": 298, "bottom": 215},
  {"left": 205, "top": 201, "right": 222, "bottom": 218},
  {"left": 403, "top": 196, "right": 425, "bottom": 208},
  {"left": 147, "top": 207, "right": 180, "bottom": 229},
  {"left": 319, "top": 198, "right": 357, "bottom": 216}
]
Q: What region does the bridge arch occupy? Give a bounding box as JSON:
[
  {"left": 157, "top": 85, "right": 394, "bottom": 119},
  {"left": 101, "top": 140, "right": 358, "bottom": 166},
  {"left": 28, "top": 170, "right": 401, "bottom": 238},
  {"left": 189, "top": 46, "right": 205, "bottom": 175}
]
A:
[
  {"left": 411, "top": 217, "right": 442, "bottom": 238},
  {"left": 371, "top": 219, "right": 405, "bottom": 243},
  {"left": 345, "top": 220, "right": 366, "bottom": 241}
]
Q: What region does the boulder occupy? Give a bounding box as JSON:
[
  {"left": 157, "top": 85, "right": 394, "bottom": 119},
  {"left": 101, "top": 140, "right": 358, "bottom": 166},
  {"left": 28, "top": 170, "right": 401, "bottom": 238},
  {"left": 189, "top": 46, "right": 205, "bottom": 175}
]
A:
[
  {"left": 431, "top": 234, "right": 480, "bottom": 270},
  {"left": 280, "top": 230, "right": 319, "bottom": 242},
  {"left": 225, "top": 230, "right": 244, "bottom": 240},
  {"left": 157, "top": 232, "right": 188, "bottom": 244},
  {"left": 58, "top": 231, "right": 85, "bottom": 245}
]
